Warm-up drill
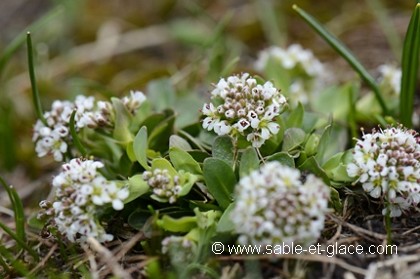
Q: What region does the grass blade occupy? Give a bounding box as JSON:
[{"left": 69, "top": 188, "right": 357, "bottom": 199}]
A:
[
  {"left": 0, "top": 177, "right": 26, "bottom": 242},
  {"left": 292, "top": 4, "right": 390, "bottom": 115},
  {"left": 27, "top": 32, "right": 47, "bottom": 125},
  {"left": 10, "top": 186, "right": 26, "bottom": 242},
  {"left": 70, "top": 110, "right": 87, "bottom": 156},
  {"left": 400, "top": 3, "right": 420, "bottom": 128}
]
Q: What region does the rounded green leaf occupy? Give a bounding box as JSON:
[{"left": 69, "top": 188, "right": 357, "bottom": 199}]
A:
[
  {"left": 203, "top": 158, "right": 237, "bottom": 210},
  {"left": 239, "top": 147, "right": 260, "bottom": 178},
  {"left": 126, "top": 174, "right": 150, "bottom": 203},
  {"left": 156, "top": 215, "right": 197, "bottom": 233},
  {"left": 133, "top": 126, "right": 150, "bottom": 170},
  {"left": 169, "top": 146, "right": 202, "bottom": 175}
]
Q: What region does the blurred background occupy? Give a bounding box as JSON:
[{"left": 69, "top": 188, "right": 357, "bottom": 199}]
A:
[{"left": 0, "top": 0, "right": 415, "bottom": 204}]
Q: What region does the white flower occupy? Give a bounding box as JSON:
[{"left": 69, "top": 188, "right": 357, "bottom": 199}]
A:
[
  {"left": 202, "top": 73, "right": 287, "bottom": 147},
  {"left": 122, "top": 90, "right": 147, "bottom": 114},
  {"left": 47, "top": 158, "right": 129, "bottom": 243},
  {"left": 347, "top": 126, "right": 420, "bottom": 216},
  {"left": 33, "top": 92, "right": 147, "bottom": 161},
  {"left": 231, "top": 162, "right": 330, "bottom": 247}
]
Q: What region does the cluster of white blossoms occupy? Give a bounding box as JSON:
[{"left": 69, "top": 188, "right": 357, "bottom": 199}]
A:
[
  {"left": 33, "top": 95, "right": 95, "bottom": 161},
  {"left": 254, "top": 44, "right": 328, "bottom": 106},
  {"left": 231, "top": 161, "right": 330, "bottom": 247},
  {"left": 33, "top": 91, "right": 147, "bottom": 161},
  {"left": 347, "top": 126, "right": 420, "bottom": 217},
  {"left": 43, "top": 158, "right": 129, "bottom": 243},
  {"left": 202, "top": 73, "right": 287, "bottom": 148},
  {"left": 142, "top": 169, "right": 182, "bottom": 204}
]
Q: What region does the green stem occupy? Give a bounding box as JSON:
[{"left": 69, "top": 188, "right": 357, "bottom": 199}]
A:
[
  {"left": 293, "top": 4, "right": 390, "bottom": 115},
  {"left": 27, "top": 32, "right": 47, "bottom": 126}
]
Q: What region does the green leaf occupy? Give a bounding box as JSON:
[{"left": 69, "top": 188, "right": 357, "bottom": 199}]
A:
[
  {"left": 126, "top": 142, "right": 136, "bottom": 162},
  {"left": 212, "top": 135, "right": 235, "bottom": 167},
  {"left": 126, "top": 174, "right": 150, "bottom": 203},
  {"left": 285, "top": 102, "right": 304, "bottom": 128},
  {"left": 298, "top": 156, "right": 330, "bottom": 185},
  {"left": 70, "top": 110, "right": 87, "bottom": 157},
  {"left": 169, "top": 134, "right": 192, "bottom": 151},
  {"left": 400, "top": 3, "right": 420, "bottom": 128},
  {"left": 151, "top": 158, "right": 178, "bottom": 177},
  {"left": 157, "top": 215, "right": 197, "bottom": 233},
  {"left": 147, "top": 78, "right": 176, "bottom": 111},
  {"left": 315, "top": 124, "right": 348, "bottom": 165},
  {"left": 194, "top": 208, "right": 221, "bottom": 230},
  {"left": 133, "top": 126, "right": 149, "bottom": 170},
  {"left": 323, "top": 151, "right": 354, "bottom": 183},
  {"left": 169, "top": 147, "right": 202, "bottom": 175},
  {"left": 128, "top": 209, "right": 151, "bottom": 230},
  {"left": 203, "top": 158, "right": 237, "bottom": 210},
  {"left": 174, "top": 94, "right": 203, "bottom": 128},
  {"left": 112, "top": 98, "right": 133, "bottom": 144},
  {"left": 239, "top": 147, "right": 260, "bottom": 178},
  {"left": 148, "top": 110, "right": 176, "bottom": 153},
  {"left": 177, "top": 173, "right": 198, "bottom": 197},
  {"left": 312, "top": 84, "right": 353, "bottom": 121},
  {"left": 282, "top": 128, "right": 306, "bottom": 153},
  {"left": 216, "top": 203, "right": 236, "bottom": 233},
  {"left": 266, "top": 151, "right": 295, "bottom": 168},
  {"left": 304, "top": 133, "right": 320, "bottom": 157},
  {"left": 302, "top": 111, "right": 324, "bottom": 132},
  {"left": 330, "top": 188, "right": 343, "bottom": 213},
  {"left": 293, "top": 4, "right": 389, "bottom": 115}
]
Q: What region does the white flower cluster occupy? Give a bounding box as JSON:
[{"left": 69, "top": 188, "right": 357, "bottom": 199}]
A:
[
  {"left": 142, "top": 169, "right": 182, "bottom": 204},
  {"left": 231, "top": 161, "right": 330, "bottom": 247},
  {"left": 33, "top": 91, "right": 147, "bottom": 161},
  {"left": 377, "top": 64, "right": 401, "bottom": 97},
  {"left": 49, "top": 158, "right": 129, "bottom": 243},
  {"left": 33, "top": 95, "right": 95, "bottom": 161},
  {"left": 254, "top": 44, "right": 328, "bottom": 106},
  {"left": 202, "top": 73, "right": 287, "bottom": 148},
  {"left": 347, "top": 126, "right": 420, "bottom": 217}
]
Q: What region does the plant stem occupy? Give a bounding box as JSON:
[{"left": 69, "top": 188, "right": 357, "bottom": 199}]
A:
[{"left": 27, "top": 32, "right": 47, "bottom": 125}]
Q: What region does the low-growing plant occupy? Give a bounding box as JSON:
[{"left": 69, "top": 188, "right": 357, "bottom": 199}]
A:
[{"left": 0, "top": 2, "right": 419, "bottom": 278}]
